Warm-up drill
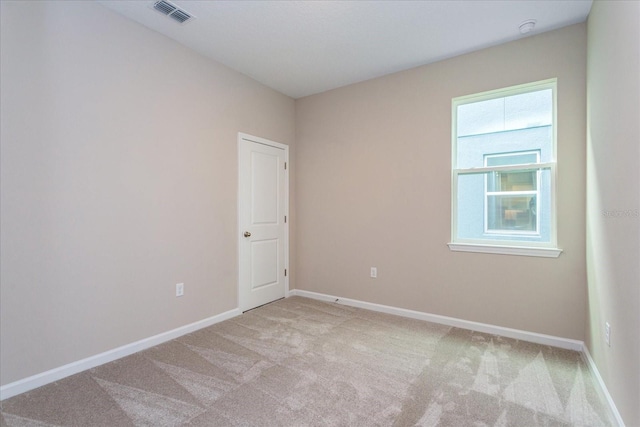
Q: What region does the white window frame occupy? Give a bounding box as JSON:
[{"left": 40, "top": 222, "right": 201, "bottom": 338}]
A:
[{"left": 448, "top": 79, "right": 562, "bottom": 258}]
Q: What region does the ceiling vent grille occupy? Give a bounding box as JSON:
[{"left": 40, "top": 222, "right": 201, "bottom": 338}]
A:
[
  {"left": 169, "top": 9, "right": 191, "bottom": 24},
  {"left": 152, "top": 1, "right": 194, "bottom": 24},
  {"left": 153, "top": 0, "right": 176, "bottom": 15}
]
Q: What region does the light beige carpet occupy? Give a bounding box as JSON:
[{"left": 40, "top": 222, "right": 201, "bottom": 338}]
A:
[{"left": 0, "top": 296, "right": 615, "bottom": 426}]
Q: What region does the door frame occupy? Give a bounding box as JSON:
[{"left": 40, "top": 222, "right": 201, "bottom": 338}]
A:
[{"left": 237, "top": 132, "right": 289, "bottom": 312}]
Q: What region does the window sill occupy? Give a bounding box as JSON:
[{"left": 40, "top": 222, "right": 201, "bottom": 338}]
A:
[{"left": 447, "top": 243, "right": 562, "bottom": 258}]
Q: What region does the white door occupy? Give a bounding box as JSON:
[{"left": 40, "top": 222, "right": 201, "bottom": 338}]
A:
[{"left": 238, "top": 133, "right": 288, "bottom": 312}]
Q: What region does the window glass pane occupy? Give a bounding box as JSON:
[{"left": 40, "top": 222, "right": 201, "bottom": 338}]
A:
[
  {"left": 487, "top": 170, "right": 537, "bottom": 192},
  {"left": 457, "top": 89, "right": 552, "bottom": 137},
  {"left": 456, "top": 88, "right": 553, "bottom": 169},
  {"left": 504, "top": 89, "right": 552, "bottom": 131},
  {"left": 456, "top": 127, "right": 552, "bottom": 168},
  {"left": 456, "top": 168, "right": 552, "bottom": 243},
  {"left": 487, "top": 195, "right": 537, "bottom": 232},
  {"left": 457, "top": 98, "right": 505, "bottom": 137},
  {"left": 485, "top": 152, "right": 538, "bottom": 167},
  {"left": 456, "top": 173, "right": 486, "bottom": 239}
]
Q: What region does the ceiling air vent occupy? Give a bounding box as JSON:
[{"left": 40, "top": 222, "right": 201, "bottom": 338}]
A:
[
  {"left": 153, "top": 0, "right": 176, "bottom": 15},
  {"left": 152, "top": 0, "right": 194, "bottom": 25},
  {"left": 169, "top": 9, "right": 191, "bottom": 24}
]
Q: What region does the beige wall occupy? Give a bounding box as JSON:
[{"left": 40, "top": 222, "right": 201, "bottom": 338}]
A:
[
  {"left": 295, "top": 24, "right": 587, "bottom": 340},
  {"left": 7, "top": 4, "right": 635, "bottom": 420},
  {"left": 0, "top": 1, "right": 295, "bottom": 385},
  {"left": 586, "top": 1, "right": 640, "bottom": 425}
]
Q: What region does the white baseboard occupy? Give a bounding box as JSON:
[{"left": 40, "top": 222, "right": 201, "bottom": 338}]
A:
[
  {"left": 581, "top": 345, "right": 626, "bottom": 427},
  {"left": 290, "top": 289, "right": 583, "bottom": 351},
  {"left": 0, "top": 308, "right": 241, "bottom": 401}
]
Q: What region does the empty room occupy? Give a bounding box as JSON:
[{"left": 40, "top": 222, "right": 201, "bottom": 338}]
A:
[{"left": 1, "top": 0, "right": 638, "bottom": 426}]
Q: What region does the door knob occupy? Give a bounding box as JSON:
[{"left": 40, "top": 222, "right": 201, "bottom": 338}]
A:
[{"left": 243, "top": 231, "right": 251, "bottom": 237}]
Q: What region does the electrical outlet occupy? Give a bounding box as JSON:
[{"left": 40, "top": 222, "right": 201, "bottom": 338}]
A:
[
  {"left": 176, "top": 283, "right": 184, "bottom": 297},
  {"left": 370, "top": 267, "right": 377, "bottom": 278},
  {"left": 605, "top": 322, "right": 611, "bottom": 346}
]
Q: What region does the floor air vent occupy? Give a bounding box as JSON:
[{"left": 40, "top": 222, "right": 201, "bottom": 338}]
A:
[{"left": 152, "top": 0, "right": 194, "bottom": 24}]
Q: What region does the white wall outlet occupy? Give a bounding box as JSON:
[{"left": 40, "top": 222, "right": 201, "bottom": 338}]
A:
[
  {"left": 176, "top": 283, "right": 184, "bottom": 297},
  {"left": 605, "top": 322, "right": 611, "bottom": 346},
  {"left": 370, "top": 267, "right": 377, "bottom": 278}
]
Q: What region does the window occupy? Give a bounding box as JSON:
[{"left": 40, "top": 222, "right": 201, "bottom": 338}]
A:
[{"left": 449, "top": 79, "right": 561, "bottom": 257}]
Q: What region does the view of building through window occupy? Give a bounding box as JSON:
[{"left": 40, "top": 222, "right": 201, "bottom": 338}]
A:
[
  {"left": 452, "top": 80, "right": 556, "bottom": 248},
  {"left": 485, "top": 151, "right": 540, "bottom": 234}
]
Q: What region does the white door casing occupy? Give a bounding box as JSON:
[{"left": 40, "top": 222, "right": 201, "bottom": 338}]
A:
[{"left": 238, "top": 133, "right": 288, "bottom": 312}]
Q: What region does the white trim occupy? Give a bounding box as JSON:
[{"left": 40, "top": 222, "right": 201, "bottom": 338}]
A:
[
  {"left": 289, "top": 289, "right": 581, "bottom": 351},
  {"left": 0, "top": 308, "right": 241, "bottom": 401},
  {"left": 459, "top": 161, "right": 554, "bottom": 175},
  {"left": 581, "top": 345, "right": 626, "bottom": 427},
  {"left": 238, "top": 132, "right": 289, "bottom": 151},
  {"left": 447, "top": 242, "right": 562, "bottom": 258}
]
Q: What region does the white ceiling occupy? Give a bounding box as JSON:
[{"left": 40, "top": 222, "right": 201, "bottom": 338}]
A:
[{"left": 98, "top": 0, "right": 593, "bottom": 99}]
